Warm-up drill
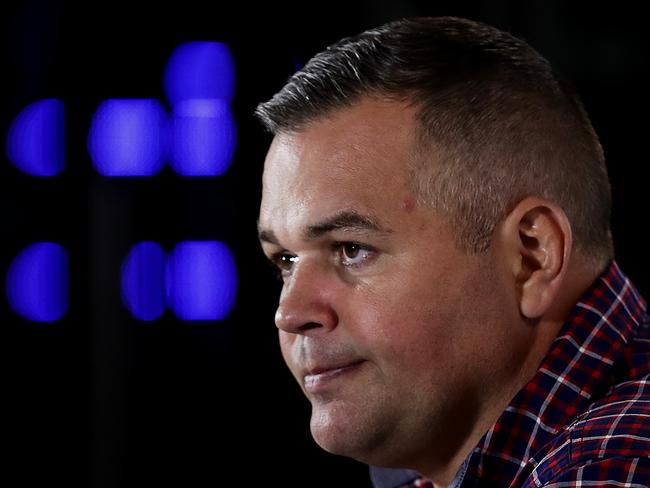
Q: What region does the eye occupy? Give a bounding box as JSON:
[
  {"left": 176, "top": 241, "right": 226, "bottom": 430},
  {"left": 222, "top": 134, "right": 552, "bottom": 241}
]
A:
[
  {"left": 270, "top": 252, "right": 298, "bottom": 278},
  {"left": 337, "top": 242, "right": 374, "bottom": 267}
]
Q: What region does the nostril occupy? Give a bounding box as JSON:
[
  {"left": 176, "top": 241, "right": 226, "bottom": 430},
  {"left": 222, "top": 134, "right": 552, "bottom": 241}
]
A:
[{"left": 298, "top": 322, "right": 322, "bottom": 332}]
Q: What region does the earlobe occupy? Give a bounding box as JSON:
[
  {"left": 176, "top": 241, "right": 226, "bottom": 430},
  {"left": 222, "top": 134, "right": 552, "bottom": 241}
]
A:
[{"left": 504, "top": 198, "right": 573, "bottom": 320}]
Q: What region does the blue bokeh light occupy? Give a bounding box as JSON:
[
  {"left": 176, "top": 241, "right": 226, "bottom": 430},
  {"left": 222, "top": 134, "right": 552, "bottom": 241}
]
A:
[
  {"left": 121, "top": 242, "right": 166, "bottom": 321},
  {"left": 164, "top": 42, "right": 235, "bottom": 105},
  {"left": 167, "top": 241, "right": 237, "bottom": 321},
  {"left": 6, "top": 242, "right": 69, "bottom": 322},
  {"left": 88, "top": 99, "right": 168, "bottom": 176},
  {"left": 169, "top": 99, "right": 237, "bottom": 176},
  {"left": 6, "top": 99, "right": 65, "bottom": 176}
]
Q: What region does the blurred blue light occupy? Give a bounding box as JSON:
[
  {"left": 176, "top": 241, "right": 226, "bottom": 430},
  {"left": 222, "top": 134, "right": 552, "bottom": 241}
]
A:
[
  {"left": 6, "top": 99, "right": 65, "bottom": 176},
  {"left": 167, "top": 241, "right": 237, "bottom": 321},
  {"left": 6, "top": 242, "right": 68, "bottom": 322},
  {"left": 169, "top": 99, "right": 237, "bottom": 176},
  {"left": 88, "top": 99, "right": 168, "bottom": 176},
  {"left": 164, "top": 42, "right": 235, "bottom": 105},
  {"left": 121, "top": 242, "right": 166, "bottom": 321}
]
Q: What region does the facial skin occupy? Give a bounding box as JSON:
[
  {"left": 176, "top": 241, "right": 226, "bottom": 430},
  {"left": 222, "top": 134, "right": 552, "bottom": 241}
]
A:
[{"left": 258, "top": 97, "right": 592, "bottom": 486}]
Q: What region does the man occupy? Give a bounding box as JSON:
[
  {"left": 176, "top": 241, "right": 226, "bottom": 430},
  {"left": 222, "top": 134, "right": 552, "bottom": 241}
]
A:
[{"left": 255, "top": 17, "right": 649, "bottom": 487}]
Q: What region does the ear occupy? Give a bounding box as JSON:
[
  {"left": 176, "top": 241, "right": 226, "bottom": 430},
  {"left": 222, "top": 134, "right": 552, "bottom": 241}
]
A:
[{"left": 499, "top": 197, "right": 573, "bottom": 320}]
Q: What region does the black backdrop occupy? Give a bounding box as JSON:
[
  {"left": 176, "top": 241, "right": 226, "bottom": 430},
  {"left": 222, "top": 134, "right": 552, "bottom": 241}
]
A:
[{"left": 2, "top": 1, "right": 648, "bottom": 486}]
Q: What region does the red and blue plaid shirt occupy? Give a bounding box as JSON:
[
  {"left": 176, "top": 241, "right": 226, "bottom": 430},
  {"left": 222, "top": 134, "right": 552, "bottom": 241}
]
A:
[{"left": 392, "top": 261, "right": 650, "bottom": 487}]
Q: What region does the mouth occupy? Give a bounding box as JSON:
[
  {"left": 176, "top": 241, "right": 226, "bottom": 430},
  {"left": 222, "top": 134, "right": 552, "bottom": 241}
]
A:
[{"left": 303, "top": 360, "right": 366, "bottom": 393}]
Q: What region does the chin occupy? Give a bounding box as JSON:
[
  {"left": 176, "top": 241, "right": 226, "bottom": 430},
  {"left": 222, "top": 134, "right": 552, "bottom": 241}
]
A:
[{"left": 309, "top": 400, "right": 391, "bottom": 463}]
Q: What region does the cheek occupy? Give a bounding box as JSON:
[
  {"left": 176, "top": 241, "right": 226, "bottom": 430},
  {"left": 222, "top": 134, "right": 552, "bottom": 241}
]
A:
[
  {"left": 346, "top": 280, "right": 456, "bottom": 365},
  {"left": 344, "top": 260, "right": 479, "bottom": 374}
]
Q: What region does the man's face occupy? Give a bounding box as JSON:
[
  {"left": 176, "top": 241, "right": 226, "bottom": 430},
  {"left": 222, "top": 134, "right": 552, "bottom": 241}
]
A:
[{"left": 258, "top": 98, "right": 520, "bottom": 467}]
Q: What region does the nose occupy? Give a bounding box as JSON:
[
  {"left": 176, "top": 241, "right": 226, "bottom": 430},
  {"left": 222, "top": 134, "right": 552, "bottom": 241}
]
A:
[{"left": 274, "top": 261, "right": 338, "bottom": 335}]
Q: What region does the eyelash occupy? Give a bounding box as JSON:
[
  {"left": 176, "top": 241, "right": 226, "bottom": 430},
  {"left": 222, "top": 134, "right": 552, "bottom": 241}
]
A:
[
  {"left": 335, "top": 241, "right": 375, "bottom": 267},
  {"left": 269, "top": 253, "right": 297, "bottom": 280},
  {"left": 268, "top": 241, "right": 376, "bottom": 280}
]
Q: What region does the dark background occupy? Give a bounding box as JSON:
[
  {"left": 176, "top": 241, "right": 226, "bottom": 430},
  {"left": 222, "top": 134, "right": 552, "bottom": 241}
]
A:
[{"left": 2, "top": 1, "right": 647, "bottom": 486}]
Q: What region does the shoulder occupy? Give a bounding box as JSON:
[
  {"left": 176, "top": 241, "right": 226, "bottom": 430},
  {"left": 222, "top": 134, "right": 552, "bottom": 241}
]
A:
[{"left": 525, "top": 375, "right": 650, "bottom": 486}]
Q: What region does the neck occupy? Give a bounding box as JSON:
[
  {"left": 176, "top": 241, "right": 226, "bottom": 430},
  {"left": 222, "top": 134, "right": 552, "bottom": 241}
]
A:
[
  {"left": 421, "top": 329, "right": 559, "bottom": 486},
  {"left": 423, "top": 257, "right": 603, "bottom": 486}
]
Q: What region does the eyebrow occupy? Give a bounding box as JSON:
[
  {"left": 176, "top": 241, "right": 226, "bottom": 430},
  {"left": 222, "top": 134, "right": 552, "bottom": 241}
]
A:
[
  {"left": 258, "top": 228, "right": 280, "bottom": 245},
  {"left": 304, "top": 210, "right": 389, "bottom": 240},
  {"left": 257, "top": 210, "right": 392, "bottom": 245}
]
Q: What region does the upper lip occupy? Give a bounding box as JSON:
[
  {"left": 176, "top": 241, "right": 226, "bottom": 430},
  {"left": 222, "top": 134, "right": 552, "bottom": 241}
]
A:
[{"left": 304, "top": 359, "right": 365, "bottom": 377}]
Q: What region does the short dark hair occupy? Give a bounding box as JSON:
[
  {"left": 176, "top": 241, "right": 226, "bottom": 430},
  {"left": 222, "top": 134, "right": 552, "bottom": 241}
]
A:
[{"left": 255, "top": 17, "right": 613, "bottom": 262}]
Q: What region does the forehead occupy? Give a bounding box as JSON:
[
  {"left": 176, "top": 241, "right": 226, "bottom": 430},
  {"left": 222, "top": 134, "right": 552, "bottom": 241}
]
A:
[{"left": 259, "top": 98, "right": 419, "bottom": 231}]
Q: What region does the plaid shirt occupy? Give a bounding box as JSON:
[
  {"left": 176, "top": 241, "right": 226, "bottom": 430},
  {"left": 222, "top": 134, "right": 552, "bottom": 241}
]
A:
[{"left": 382, "top": 261, "right": 650, "bottom": 487}]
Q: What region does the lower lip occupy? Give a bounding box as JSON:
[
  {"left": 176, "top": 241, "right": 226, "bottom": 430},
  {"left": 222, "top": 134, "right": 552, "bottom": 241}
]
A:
[{"left": 304, "top": 361, "right": 365, "bottom": 393}]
